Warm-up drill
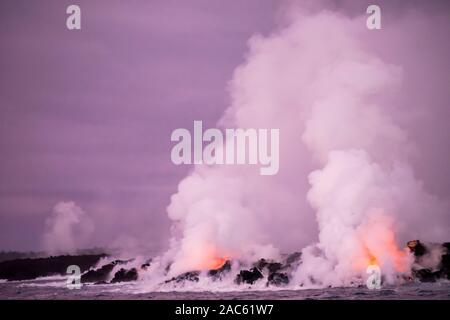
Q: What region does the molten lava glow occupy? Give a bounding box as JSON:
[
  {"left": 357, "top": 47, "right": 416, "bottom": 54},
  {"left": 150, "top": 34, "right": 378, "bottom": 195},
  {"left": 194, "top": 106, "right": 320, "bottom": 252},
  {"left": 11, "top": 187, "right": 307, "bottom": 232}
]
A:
[
  {"left": 207, "top": 256, "right": 228, "bottom": 270},
  {"left": 193, "top": 244, "right": 232, "bottom": 271},
  {"left": 367, "top": 252, "right": 378, "bottom": 266},
  {"left": 353, "top": 211, "right": 410, "bottom": 273}
]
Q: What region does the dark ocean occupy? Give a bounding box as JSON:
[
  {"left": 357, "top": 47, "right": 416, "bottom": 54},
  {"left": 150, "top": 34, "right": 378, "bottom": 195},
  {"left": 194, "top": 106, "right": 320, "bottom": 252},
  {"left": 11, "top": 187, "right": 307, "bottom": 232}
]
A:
[{"left": 1, "top": 277, "right": 449, "bottom": 300}]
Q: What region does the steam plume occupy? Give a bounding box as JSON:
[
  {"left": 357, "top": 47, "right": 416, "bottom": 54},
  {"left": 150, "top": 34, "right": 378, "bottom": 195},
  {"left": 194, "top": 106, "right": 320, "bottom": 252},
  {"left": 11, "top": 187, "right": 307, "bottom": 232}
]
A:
[
  {"left": 165, "top": 4, "right": 449, "bottom": 285},
  {"left": 42, "top": 201, "right": 94, "bottom": 254}
]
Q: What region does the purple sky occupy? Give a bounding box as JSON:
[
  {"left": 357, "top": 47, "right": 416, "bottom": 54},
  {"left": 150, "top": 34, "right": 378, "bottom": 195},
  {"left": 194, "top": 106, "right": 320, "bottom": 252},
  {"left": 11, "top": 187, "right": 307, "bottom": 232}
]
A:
[
  {"left": 0, "top": 0, "right": 449, "bottom": 252},
  {"left": 0, "top": 0, "right": 277, "bottom": 251}
]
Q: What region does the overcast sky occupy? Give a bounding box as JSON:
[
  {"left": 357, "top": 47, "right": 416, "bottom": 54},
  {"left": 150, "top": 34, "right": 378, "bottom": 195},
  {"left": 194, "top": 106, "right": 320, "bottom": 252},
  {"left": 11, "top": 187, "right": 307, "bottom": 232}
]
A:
[
  {"left": 0, "top": 0, "right": 279, "bottom": 251},
  {"left": 0, "top": 0, "right": 449, "bottom": 252}
]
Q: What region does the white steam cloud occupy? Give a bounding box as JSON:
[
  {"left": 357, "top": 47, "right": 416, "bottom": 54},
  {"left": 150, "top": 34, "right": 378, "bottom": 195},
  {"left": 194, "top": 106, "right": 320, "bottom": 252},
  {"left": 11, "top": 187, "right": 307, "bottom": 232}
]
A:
[
  {"left": 165, "top": 6, "right": 449, "bottom": 286},
  {"left": 42, "top": 201, "right": 94, "bottom": 254}
]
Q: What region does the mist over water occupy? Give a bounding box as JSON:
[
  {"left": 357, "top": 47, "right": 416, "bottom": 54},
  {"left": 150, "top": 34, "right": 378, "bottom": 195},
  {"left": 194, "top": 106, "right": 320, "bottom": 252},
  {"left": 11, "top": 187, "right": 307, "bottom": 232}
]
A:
[{"left": 42, "top": 201, "right": 94, "bottom": 255}]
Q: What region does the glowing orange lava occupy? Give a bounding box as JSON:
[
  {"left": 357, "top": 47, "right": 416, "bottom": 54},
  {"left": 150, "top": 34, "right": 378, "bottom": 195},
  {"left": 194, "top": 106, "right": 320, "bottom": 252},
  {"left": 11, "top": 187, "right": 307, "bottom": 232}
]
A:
[
  {"left": 194, "top": 244, "right": 232, "bottom": 270},
  {"left": 367, "top": 252, "right": 378, "bottom": 266},
  {"left": 353, "top": 211, "right": 410, "bottom": 273},
  {"left": 207, "top": 256, "right": 228, "bottom": 270}
]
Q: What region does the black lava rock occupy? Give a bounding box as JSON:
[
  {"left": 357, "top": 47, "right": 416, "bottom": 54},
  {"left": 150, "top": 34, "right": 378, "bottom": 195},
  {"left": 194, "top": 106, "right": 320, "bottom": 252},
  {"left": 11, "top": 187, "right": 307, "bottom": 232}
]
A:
[
  {"left": 140, "top": 258, "right": 152, "bottom": 270},
  {"left": 208, "top": 260, "right": 231, "bottom": 279},
  {"left": 165, "top": 271, "right": 200, "bottom": 284},
  {"left": 267, "top": 272, "right": 289, "bottom": 286},
  {"left": 80, "top": 259, "right": 128, "bottom": 283},
  {"left": 440, "top": 254, "right": 450, "bottom": 279},
  {"left": 285, "top": 252, "right": 302, "bottom": 265},
  {"left": 254, "top": 259, "right": 283, "bottom": 274},
  {"left": 111, "top": 268, "right": 138, "bottom": 283},
  {"left": 412, "top": 268, "right": 441, "bottom": 283},
  {"left": 0, "top": 254, "right": 107, "bottom": 281},
  {"left": 407, "top": 240, "right": 427, "bottom": 257},
  {"left": 235, "top": 267, "right": 263, "bottom": 285},
  {"left": 141, "top": 263, "right": 151, "bottom": 270},
  {"left": 408, "top": 240, "right": 450, "bottom": 282},
  {"left": 443, "top": 243, "right": 450, "bottom": 251},
  {"left": 81, "top": 263, "right": 115, "bottom": 283}
]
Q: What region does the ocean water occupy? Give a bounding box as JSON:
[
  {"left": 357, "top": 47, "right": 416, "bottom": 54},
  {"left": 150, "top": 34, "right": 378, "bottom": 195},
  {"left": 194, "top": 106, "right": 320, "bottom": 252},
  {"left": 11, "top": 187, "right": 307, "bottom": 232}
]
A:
[{"left": 1, "top": 277, "right": 449, "bottom": 300}]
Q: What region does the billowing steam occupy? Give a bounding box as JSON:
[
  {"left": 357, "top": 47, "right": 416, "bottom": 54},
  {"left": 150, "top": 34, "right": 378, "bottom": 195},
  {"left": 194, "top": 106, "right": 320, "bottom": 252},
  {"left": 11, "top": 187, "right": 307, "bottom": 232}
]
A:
[
  {"left": 42, "top": 201, "right": 94, "bottom": 254},
  {"left": 164, "top": 6, "right": 449, "bottom": 286}
]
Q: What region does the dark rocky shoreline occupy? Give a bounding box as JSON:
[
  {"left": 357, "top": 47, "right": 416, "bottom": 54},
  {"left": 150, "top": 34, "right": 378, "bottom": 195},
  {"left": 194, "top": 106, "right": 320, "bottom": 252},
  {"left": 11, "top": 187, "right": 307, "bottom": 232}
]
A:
[
  {"left": 0, "top": 254, "right": 106, "bottom": 281},
  {"left": 408, "top": 240, "right": 450, "bottom": 282},
  {"left": 1, "top": 240, "right": 449, "bottom": 286}
]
